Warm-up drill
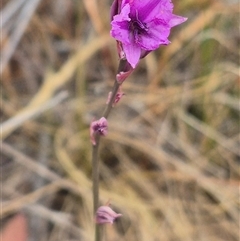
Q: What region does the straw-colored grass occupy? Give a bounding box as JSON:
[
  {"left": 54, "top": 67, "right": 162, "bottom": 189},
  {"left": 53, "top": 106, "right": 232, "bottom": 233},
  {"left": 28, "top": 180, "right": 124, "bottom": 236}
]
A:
[{"left": 1, "top": 0, "right": 239, "bottom": 241}]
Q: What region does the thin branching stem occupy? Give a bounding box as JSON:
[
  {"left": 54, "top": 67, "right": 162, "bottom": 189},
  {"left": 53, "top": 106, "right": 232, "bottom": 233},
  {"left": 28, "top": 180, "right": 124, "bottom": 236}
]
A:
[{"left": 92, "top": 75, "right": 121, "bottom": 241}]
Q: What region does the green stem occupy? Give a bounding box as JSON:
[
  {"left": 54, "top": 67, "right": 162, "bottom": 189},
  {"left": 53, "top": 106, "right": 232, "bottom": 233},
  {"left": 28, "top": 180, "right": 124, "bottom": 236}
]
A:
[
  {"left": 92, "top": 78, "right": 121, "bottom": 241},
  {"left": 92, "top": 136, "right": 100, "bottom": 213},
  {"left": 103, "top": 81, "right": 120, "bottom": 118}
]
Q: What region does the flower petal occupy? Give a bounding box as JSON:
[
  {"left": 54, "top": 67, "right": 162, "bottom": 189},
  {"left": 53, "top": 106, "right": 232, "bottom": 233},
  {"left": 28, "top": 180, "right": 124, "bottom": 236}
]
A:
[
  {"left": 169, "top": 14, "right": 188, "bottom": 27},
  {"left": 136, "top": 0, "right": 172, "bottom": 22},
  {"left": 111, "top": 21, "right": 131, "bottom": 44},
  {"left": 136, "top": 20, "right": 170, "bottom": 50},
  {"left": 123, "top": 42, "right": 141, "bottom": 68},
  {"left": 110, "top": 4, "right": 131, "bottom": 44}
]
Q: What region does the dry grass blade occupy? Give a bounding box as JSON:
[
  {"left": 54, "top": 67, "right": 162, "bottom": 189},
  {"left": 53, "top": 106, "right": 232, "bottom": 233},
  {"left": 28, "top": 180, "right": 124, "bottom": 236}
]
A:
[
  {"left": 1, "top": 91, "right": 69, "bottom": 139},
  {"left": 1, "top": 0, "right": 42, "bottom": 73}
]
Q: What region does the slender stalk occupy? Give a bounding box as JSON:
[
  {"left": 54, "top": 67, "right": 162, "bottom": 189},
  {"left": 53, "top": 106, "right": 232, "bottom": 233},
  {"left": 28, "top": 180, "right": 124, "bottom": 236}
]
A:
[
  {"left": 92, "top": 80, "right": 120, "bottom": 212},
  {"left": 92, "top": 78, "right": 121, "bottom": 241},
  {"left": 103, "top": 81, "right": 120, "bottom": 118},
  {"left": 92, "top": 134, "right": 101, "bottom": 241},
  {"left": 92, "top": 136, "right": 100, "bottom": 213}
]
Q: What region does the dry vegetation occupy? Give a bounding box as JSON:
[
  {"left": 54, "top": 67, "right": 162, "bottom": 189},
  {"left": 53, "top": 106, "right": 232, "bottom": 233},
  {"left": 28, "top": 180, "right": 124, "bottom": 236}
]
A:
[{"left": 1, "top": 0, "right": 239, "bottom": 241}]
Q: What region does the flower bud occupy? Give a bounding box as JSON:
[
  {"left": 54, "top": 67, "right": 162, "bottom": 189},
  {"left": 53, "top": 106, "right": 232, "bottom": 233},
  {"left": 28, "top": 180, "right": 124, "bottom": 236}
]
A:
[
  {"left": 90, "top": 117, "right": 108, "bottom": 145},
  {"left": 96, "top": 205, "right": 122, "bottom": 224}
]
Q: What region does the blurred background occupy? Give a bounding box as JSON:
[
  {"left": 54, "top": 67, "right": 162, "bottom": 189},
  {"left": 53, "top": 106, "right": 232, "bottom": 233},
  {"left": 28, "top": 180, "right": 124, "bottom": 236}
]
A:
[{"left": 1, "top": 0, "right": 239, "bottom": 241}]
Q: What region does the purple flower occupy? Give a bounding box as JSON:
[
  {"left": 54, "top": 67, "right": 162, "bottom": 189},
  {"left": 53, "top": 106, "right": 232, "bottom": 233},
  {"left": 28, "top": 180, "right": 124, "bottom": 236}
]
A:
[
  {"left": 90, "top": 117, "right": 108, "bottom": 145},
  {"left": 95, "top": 205, "right": 122, "bottom": 224},
  {"left": 110, "top": 0, "right": 187, "bottom": 68}
]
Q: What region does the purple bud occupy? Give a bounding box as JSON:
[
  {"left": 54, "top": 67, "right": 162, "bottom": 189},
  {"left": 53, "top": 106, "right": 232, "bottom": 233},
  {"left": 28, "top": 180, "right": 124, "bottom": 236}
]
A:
[
  {"left": 116, "top": 59, "right": 134, "bottom": 84},
  {"left": 95, "top": 205, "right": 122, "bottom": 224},
  {"left": 90, "top": 117, "right": 108, "bottom": 145},
  {"left": 106, "top": 88, "right": 125, "bottom": 106}
]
